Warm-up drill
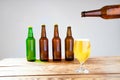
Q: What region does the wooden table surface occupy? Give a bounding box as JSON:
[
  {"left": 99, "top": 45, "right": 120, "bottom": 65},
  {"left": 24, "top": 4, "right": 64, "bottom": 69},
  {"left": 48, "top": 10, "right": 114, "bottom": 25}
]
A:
[{"left": 0, "top": 56, "right": 120, "bottom": 80}]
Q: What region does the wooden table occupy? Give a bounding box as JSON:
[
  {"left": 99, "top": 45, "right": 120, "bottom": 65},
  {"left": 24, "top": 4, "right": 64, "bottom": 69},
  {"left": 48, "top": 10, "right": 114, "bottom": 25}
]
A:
[{"left": 0, "top": 56, "right": 120, "bottom": 80}]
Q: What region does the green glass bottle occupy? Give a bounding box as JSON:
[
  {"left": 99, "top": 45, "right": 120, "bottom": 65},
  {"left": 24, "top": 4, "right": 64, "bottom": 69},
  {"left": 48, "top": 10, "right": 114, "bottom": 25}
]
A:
[{"left": 26, "top": 27, "right": 36, "bottom": 61}]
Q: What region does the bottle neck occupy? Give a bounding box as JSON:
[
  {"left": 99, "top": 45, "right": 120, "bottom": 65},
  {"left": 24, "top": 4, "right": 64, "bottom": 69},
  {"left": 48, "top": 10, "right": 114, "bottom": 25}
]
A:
[
  {"left": 41, "top": 25, "right": 46, "bottom": 37},
  {"left": 54, "top": 25, "right": 59, "bottom": 37},
  {"left": 81, "top": 9, "right": 101, "bottom": 17},
  {"left": 67, "top": 27, "right": 72, "bottom": 37},
  {"left": 28, "top": 27, "right": 33, "bottom": 37}
]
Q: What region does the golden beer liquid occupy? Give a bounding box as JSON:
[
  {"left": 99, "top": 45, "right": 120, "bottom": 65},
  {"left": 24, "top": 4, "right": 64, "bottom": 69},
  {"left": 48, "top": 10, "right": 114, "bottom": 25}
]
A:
[{"left": 74, "top": 39, "right": 91, "bottom": 63}]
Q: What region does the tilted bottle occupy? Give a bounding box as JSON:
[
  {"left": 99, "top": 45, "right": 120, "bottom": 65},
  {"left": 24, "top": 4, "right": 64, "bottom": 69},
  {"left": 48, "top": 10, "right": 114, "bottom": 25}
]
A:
[
  {"left": 65, "top": 26, "right": 74, "bottom": 61},
  {"left": 81, "top": 4, "right": 120, "bottom": 19},
  {"left": 26, "top": 27, "right": 36, "bottom": 61},
  {"left": 52, "top": 24, "right": 61, "bottom": 61},
  {"left": 39, "top": 25, "right": 49, "bottom": 61}
]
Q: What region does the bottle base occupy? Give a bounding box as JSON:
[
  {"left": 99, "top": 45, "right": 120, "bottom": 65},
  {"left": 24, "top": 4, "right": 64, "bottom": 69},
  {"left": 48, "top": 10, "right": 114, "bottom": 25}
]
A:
[
  {"left": 27, "top": 60, "right": 36, "bottom": 62},
  {"left": 65, "top": 58, "right": 74, "bottom": 61},
  {"left": 53, "top": 59, "right": 61, "bottom": 61},
  {"left": 40, "top": 59, "right": 49, "bottom": 62}
]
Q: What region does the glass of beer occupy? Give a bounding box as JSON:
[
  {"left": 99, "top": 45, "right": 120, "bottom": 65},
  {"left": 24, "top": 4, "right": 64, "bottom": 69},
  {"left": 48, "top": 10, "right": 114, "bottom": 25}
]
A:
[{"left": 74, "top": 39, "right": 91, "bottom": 73}]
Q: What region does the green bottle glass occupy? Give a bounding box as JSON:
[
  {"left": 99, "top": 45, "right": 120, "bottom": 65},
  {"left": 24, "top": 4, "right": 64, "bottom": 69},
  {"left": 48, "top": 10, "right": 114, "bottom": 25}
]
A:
[{"left": 26, "top": 27, "right": 36, "bottom": 61}]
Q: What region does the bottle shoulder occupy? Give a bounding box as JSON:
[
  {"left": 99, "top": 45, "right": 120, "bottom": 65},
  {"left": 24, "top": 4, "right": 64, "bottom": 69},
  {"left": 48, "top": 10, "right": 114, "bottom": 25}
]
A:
[
  {"left": 52, "top": 37, "right": 61, "bottom": 41},
  {"left": 26, "top": 37, "right": 35, "bottom": 40},
  {"left": 39, "top": 37, "right": 48, "bottom": 41},
  {"left": 52, "top": 36, "right": 61, "bottom": 39},
  {"left": 40, "top": 37, "right": 48, "bottom": 39},
  {"left": 65, "top": 36, "right": 74, "bottom": 39}
]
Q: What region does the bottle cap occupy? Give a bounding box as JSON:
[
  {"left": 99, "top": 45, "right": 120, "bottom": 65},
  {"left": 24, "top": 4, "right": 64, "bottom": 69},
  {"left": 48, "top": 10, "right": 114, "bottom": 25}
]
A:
[{"left": 41, "top": 24, "right": 45, "bottom": 27}]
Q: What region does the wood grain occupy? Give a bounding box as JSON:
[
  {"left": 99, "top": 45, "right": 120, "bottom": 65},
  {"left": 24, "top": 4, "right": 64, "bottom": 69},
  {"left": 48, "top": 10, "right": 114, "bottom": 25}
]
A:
[{"left": 0, "top": 56, "right": 120, "bottom": 80}]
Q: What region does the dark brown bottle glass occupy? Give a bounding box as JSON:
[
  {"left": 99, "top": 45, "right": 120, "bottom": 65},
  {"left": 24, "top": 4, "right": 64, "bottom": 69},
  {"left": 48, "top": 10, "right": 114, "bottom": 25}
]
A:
[
  {"left": 52, "top": 24, "right": 61, "bottom": 61},
  {"left": 65, "top": 26, "right": 74, "bottom": 61},
  {"left": 39, "top": 25, "right": 49, "bottom": 61},
  {"left": 81, "top": 4, "right": 120, "bottom": 19}
]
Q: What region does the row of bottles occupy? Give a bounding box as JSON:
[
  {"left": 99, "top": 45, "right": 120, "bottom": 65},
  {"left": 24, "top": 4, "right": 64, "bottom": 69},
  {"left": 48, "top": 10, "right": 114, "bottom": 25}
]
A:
[{"left": 26, "top": 24, "right": 74, "bottom": 62}]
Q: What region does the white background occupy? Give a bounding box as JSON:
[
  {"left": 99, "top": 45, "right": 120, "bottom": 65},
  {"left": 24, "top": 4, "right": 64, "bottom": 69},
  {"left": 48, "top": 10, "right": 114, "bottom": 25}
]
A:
[{"left": 0, "top": 0, "right": 120, "bottom": 59}]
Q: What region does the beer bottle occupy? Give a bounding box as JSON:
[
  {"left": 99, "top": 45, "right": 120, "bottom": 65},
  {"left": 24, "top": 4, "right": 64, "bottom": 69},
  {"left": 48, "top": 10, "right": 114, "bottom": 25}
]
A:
[
  {"left": 65, "top": 26, "right": 74, "bottom": 61},
  {"left": 81, "top": 4, "right": 120, "bottom": 19},
  {"left": 26, "top": 27, "right": 36, "bottom": 61},
  {"left": 39, "top": 25, "right": 49, "bottom": 61},
  {"left": 52, "top": 24, "right": 61, "bottom": 61}
]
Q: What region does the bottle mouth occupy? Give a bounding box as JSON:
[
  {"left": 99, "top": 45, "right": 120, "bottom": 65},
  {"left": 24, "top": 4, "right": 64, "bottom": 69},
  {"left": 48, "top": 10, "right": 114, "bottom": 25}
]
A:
[{"left": 81, "top": 11, "right": 86, "bottom": 17}]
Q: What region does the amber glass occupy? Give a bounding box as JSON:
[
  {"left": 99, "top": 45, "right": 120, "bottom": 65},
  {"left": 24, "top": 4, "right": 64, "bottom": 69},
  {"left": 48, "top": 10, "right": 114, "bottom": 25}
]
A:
[
  {"left": 52, "top": 24, "right": 61, "bottom": 61},
  {"left": 39, "top": 25, "right": 49, "bottom": 61},
  {"left": 81, "top": 4, "right": 120, "bottom": 19},
  {"left": 65, "top": 26, "right": 74, "bottom": 61}
]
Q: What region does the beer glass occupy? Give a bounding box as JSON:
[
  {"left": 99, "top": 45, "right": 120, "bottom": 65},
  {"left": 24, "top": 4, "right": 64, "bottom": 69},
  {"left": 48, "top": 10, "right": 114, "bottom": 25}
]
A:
[{"left": 74, "top": 39, "right": 91, "bottom": 73}]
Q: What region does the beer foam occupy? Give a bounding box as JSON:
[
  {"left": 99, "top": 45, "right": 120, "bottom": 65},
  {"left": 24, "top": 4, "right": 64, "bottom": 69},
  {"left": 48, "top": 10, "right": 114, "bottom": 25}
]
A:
[{"left": 75, "top": 39, "right": 90, "bottom": 41}]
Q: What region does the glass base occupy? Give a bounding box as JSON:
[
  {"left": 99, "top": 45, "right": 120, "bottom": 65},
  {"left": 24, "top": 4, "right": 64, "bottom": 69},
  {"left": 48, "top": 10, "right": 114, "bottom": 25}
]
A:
[{"left": 75, "top": 67, "right": 89, "bottom": 73}]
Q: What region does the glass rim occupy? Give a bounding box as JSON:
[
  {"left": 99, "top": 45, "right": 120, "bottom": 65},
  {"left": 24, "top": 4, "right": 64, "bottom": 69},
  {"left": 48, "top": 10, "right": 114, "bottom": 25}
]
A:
[{"left": 74, "top": 39, "right": 90, "bottom": 41}]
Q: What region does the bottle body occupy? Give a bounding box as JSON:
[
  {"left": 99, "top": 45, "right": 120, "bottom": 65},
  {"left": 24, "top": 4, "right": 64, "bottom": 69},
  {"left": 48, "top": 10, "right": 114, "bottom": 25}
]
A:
[
  {"left": 81, "top": 4, "right": 120, "bottom": 19},
  {"left": 39, "top": 25, "right": 49, "bottom": 61},
  {"left": 40, "top": 38, "right": 49, "bottom": 61},
  {"left": 65, "top": 27, "right": 74, "bottom": 61},
  {"left": 52, "top": 24, "right": 61, "bottom": 61},
  {"left": 26, "top": 27, "right": 36, "bottom": 61}
]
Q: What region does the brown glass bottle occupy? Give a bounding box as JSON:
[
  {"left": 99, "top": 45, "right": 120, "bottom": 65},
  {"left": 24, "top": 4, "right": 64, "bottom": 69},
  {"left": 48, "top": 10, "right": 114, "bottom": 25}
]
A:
[
  {"left": 65, "top": 26, "right": 74, "bottom": 61},
  {"left": 81, "top": 4, "right": 120, "bottom": 19},
  {"left": 39, "top": 25, "right": 49, "bottom": 61},
  {"left": 52, "top": 24, "right": 61, "bottom": 61}
]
